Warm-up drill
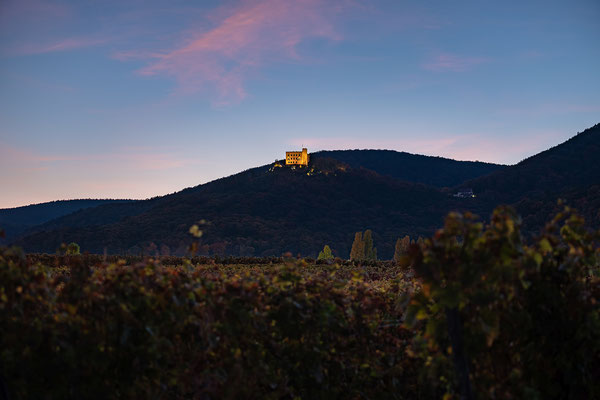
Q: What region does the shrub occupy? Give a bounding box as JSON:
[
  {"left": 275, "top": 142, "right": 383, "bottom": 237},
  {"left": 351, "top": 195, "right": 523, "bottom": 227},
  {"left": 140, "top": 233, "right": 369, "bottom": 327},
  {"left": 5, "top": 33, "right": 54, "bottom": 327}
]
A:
[{"left": 404, "top": 206, "right": 600, "bottom": 399}]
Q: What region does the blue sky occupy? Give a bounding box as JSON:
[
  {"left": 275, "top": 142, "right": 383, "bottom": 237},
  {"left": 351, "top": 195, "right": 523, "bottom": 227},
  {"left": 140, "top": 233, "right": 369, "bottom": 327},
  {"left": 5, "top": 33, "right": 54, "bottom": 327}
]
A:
[{"left": 1, "top": 0, "right": 599, "bottom": 208}]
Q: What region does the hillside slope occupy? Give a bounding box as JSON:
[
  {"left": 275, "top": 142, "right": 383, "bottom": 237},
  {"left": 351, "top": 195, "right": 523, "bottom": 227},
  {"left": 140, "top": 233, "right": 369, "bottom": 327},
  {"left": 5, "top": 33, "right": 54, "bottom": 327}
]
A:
[
  {"left": 11, "top": 124, "right": 600, "bottom": 257},
  {"left": 0, "top": 199, "right": 134, "bottom": 243},
  {"left": 314, "top": 150, "right": 504, "bottom": 188},
  {"left": 14, "top": 160, "right": 466, "bottom": 258},
  {"left": 465, "top": 123, "right": 600, "bottom": 229}
]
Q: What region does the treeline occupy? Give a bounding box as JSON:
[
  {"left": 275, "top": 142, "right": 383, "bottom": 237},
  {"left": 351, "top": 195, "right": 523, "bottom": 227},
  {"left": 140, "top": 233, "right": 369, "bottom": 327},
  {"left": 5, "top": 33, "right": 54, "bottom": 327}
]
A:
[
  {"left": 317, "top": 229, "right": 424, "bottom": 262},
  {"left": 24, "top": 252, "right": 398, "bottom": 269}
]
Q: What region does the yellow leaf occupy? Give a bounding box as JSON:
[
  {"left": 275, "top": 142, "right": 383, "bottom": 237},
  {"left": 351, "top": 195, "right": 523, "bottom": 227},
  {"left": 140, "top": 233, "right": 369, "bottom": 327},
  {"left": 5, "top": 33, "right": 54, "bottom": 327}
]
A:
[
  {"left": 539, "top": 238, "right": 552, "bottom": 254},
  {"left": 416, "top": 309, "right": 428, "bottom": 320},
  {"left": 189, "top": 225, "right": 203, "bottom": 238}
]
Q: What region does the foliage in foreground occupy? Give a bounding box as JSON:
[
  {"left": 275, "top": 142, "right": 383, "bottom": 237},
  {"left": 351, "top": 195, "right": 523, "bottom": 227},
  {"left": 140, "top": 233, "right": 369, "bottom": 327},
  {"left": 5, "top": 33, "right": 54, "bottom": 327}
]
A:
[
  {"left": 405, "top": 206, "right": 600, "bottom": 399},
  {"left": 0, "top": 255, "right": 419, "bottom": 399}
]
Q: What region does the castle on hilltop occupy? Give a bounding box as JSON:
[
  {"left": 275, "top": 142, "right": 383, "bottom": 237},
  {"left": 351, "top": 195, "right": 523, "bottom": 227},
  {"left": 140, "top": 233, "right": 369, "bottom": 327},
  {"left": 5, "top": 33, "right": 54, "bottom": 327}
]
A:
[{"left": 286, "top": 148, "right": 309, "bottom": 166}]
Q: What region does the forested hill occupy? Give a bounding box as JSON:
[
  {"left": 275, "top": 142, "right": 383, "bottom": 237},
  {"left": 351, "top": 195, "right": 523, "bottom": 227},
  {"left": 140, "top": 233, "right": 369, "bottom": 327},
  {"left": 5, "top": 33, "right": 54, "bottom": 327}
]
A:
[
  {"left": 313, "top": 150, "right": 505, "bottom": 188},
  {"left": 13, "top": 161, "right": 458, "bottom": 258},
  {"left": 464, "top": 123, "right": 600, "bottom": 230},
  {"left": 7, "top": 124, "right": 600, "bottom": 257},
  {"left": 0, "top": 199, "right": 134, "bottom": 243},
  {"left": 5, "top": 151, "right": 502, "bottom": 257}
]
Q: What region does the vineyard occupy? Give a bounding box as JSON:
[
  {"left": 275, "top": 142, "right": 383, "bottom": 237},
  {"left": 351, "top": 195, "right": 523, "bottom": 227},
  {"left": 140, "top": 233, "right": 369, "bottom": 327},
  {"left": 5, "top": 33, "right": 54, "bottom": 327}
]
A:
[{"left": 1, "top": 206, "right": 599, "bottom": 399}]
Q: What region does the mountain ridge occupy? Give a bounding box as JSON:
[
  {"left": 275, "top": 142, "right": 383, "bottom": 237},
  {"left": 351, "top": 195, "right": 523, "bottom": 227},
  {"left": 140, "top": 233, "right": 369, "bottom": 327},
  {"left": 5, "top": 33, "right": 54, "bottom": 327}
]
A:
[
  {"left": 6, "top": 123, "right": 600, "bottom": 257},
  {"left": 312, "top": 149, "right": 505, "bottom": 188},
  {"left": 0, "top": 199, "right": 135, "bottom": 243},
  {"left": 463, "top": 123, "right": 600, "bottom": 229}
]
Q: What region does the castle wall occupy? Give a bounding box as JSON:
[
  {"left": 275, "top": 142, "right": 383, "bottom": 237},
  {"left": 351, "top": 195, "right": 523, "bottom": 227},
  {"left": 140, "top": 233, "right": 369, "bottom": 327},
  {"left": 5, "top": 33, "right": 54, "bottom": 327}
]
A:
[{"left": 285, "top": 148, "right": 309, "bottom": 166}]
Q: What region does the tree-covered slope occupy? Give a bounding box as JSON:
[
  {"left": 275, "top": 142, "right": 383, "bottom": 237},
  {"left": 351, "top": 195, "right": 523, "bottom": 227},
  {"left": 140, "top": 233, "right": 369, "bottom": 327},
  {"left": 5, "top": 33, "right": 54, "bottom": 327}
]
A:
[
  {"left": 14, "top": 161, "right": 461, "bottom": 258},
  {"left": 314, "top": 150, "right": 505, "bottom": 188},
  {"left": 11, "top": 124, "right": 600, "bottom": 256},
  {"left": 0, "top": 199, "right": 134, "bottom": 243},
  {"left": 464, "top": 123, "right": 600, "bottom": 230}
]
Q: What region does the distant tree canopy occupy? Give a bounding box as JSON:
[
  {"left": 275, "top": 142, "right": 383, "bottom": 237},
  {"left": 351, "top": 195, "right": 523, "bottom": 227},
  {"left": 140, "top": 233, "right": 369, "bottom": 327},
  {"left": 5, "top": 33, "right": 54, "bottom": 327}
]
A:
[
  {"left": 66, "top": 242, "right": 80, "bottom": 255},
  {"left": 317, "top": 245, "right": 334, "bottom": 260},
  {"left": 393, "top": 235, "right": 411, "bottom": 265},
  {"left": 349, "top": 232, "right": 364, "bottom": 261},
  {"left": 313, "top": 149, "right": 505, "bottom": 188},
  {"left": 350, "top": 230, "right": 377, "bottom": 261}
]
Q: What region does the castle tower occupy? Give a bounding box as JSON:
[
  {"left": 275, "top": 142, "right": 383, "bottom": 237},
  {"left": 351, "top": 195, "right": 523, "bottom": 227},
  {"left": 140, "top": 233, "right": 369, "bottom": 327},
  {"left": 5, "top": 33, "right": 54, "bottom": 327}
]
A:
[{"left": 300, "top": 148, "right": 308, "bottom": 165}]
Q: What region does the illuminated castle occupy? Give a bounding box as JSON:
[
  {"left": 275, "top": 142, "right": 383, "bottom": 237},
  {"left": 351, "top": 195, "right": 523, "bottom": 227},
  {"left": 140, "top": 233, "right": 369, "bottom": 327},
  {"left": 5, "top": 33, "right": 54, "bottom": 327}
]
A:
[{"left": 285, "top": 148, "right": 309, "bottom": 166}]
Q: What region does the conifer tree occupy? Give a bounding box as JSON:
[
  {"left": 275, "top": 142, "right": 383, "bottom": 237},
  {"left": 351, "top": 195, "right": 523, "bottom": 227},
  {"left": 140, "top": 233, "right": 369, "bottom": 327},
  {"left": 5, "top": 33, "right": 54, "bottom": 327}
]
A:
[
  {"left": 402, "top": 235, "right": 410, "bottom": 249},
  {"left": 349, "top": 232, "right": 364, "bottom": 260},
  {"left": 394, "top": 235, "right": 411, "bottom": 265},
  {"left": 363, "top": 229, "right": 375, "bottom": 260},
  {"left": 317, "top": 245, "right": 333, "bottom": 260},
  {"left": 393, "top": 238, "right": 403, "bottom": 263},
  {"left": 66, "top": 242, "right": 80, "bottom": 255}
]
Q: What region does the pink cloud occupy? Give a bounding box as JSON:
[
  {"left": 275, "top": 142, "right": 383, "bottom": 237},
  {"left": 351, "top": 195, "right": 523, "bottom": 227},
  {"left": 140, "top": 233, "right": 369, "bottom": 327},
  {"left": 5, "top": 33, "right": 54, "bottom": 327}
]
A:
[
  {"left": 117, "top": 0, "right": 350, "bottom": 104},
  {"left": 0, "top": 142, "right": 218, "bottom": 208},
  {"left": 423, "top": 53, "right": 489, "bottom": 72},
  {"left": 0, "top": 143, "right": 199, "bottom": 171},
  {"left": 0, "top": 143, "right": 70, "bottom": 163},
  {"left": 291, "top": 136, "right": 460, "bottom": 156}
]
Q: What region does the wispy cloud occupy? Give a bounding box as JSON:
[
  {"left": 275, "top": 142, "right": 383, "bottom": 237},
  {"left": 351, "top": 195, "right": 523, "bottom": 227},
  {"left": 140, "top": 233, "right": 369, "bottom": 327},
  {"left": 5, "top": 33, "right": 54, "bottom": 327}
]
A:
[
  {"left": 15, "top": 37, "right": 108, "bottom": 55},
  {"left": 291, "top": 136, "right": 460, "bottom": 156},
  {"left": 0, "top": 143, "right": 199, "bottom": 171},
  {"left": 0, "top": 0, "right": 107, "bottom": 56},
  {"left": 116, "top": 0, "right": 350, "bottom": 104},
  {"left": 0, "top": 142, "right": 207, "bottom": 208},
  {"left": 422, "top": 53, "right": 489, "bottom": 72}
]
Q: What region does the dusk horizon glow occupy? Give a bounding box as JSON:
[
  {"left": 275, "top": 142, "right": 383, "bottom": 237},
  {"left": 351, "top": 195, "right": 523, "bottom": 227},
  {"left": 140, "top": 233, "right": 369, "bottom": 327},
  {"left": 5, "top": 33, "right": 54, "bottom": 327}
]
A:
[{"left": 1, "top": 0, "right": 599, "bottom": 208}]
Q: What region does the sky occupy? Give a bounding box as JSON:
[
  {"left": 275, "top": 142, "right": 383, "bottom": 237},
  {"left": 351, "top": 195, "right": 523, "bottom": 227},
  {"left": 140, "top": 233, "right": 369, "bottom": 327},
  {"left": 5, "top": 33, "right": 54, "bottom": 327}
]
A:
[{"left": 1, "top": 0, "right": 599, "bottom": 208}]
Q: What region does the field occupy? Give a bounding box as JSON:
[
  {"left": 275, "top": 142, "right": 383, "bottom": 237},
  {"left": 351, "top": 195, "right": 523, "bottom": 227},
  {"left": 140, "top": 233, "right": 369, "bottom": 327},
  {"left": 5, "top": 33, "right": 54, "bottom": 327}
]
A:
[{"left": 1, "top": 207, "right": 599, "bottom": 399}]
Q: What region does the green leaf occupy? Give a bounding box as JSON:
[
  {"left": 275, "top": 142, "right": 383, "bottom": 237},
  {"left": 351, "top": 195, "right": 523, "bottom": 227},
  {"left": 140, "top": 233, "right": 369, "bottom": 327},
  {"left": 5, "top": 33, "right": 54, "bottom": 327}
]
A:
[{"left": 539, "top": 238, "right": 552, "bottom": 254}]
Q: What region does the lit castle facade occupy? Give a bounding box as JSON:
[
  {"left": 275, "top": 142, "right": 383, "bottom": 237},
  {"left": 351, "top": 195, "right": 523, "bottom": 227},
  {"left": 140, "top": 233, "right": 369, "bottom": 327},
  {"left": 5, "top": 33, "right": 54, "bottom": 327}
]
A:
[{"left": 285, "top": 148, "right": 309, "bottom": 166}]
